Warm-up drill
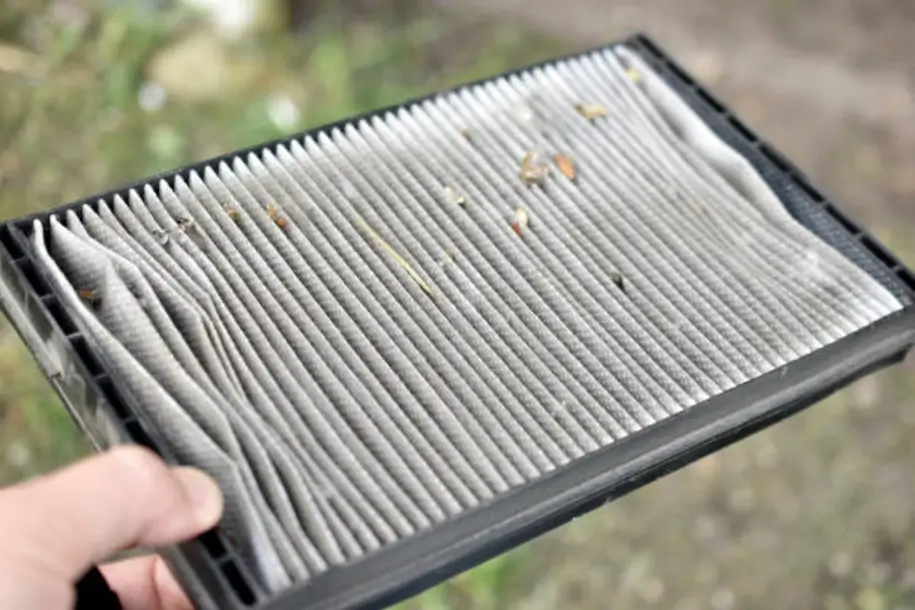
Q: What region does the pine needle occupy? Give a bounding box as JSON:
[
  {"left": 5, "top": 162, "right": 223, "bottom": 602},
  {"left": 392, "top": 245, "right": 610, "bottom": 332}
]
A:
[
  {"left": 511, "top": 206, "right": 529, "bottom": 237},
  {"left": 357, "top": 216, "right": 433, "bottom": 295}
]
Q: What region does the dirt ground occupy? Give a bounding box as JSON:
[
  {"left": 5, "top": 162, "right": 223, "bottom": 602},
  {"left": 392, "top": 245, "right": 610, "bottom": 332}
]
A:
[{"left": 441, "top": 1, "right": 915, "bottom": 609}]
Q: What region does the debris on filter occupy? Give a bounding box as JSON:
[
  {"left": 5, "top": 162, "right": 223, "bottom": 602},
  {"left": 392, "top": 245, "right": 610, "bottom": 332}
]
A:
[
  {"left": 626, "top": 68, "right": 641, "bottom": 82},
  {"left": 513, "top": 103, "right": 535, "bottom": 123},
  {"left": 79, "top": 288, "right": 101, "bottom": 308},
  {"left": 225, "top": 206, "right": 241, "bottom": 222},
  {"left": 439, "top": 245, "right": 456, "bottom": 267},
  {"left": 444, "top": 186, "right": 466, "bottom": 206},
  {"left": 519, "top": 151, "right": 551, "bottom": 186},
  {"left": 610, "top": 271, "right": 626, "bottom": 293},
  {"left": 357, "top": 216, "right": 433, "bottom": 295},
  {"left": 574, "top": 103, "right": 609, "bottom": 121},
  {"left": 553, "top": 153, "right": 577, "bottom": 181},
  {"left": 267, "top": 203, "right": 288, "bottom": 229},
  {"left": 459, "top": 126, "right": 472, "bottom": 141},
  {"left": 151, "top": 228, "right": 170, "bottom": 246},
  {"left": 511, "top": 207, "right": 529, "bottom": 237},
  {"left": 176, "top": 216, "right": 196, "bottom": 233}
]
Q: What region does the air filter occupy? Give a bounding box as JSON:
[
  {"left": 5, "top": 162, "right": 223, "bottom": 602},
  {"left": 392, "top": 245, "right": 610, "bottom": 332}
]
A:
[{"left": 1, "top": 34, "right": 913, "bottom": 610}]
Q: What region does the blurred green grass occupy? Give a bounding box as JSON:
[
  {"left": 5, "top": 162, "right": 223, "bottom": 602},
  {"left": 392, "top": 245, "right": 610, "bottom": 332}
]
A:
[{"left": 0, "top": 1, "right": 566, "bottom": 606}]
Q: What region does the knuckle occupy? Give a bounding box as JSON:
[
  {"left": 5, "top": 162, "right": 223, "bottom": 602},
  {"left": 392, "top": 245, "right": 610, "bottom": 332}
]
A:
[
  {"left": 105, "top": 446, "right": 184, "bottom": 536},
  {"left": 109, "top": 445, "right": 165, "bottom": 474}
]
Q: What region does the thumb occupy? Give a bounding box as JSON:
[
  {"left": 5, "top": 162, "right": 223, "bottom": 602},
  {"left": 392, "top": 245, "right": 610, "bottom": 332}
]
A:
[{"left": 0, "top": 445, "right": 223, "bottom": 581}]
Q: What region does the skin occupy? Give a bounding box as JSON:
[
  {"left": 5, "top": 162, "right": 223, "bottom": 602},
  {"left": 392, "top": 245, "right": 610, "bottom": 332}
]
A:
[{"left": 0, "top": 446, "right": 224, "bottom": 610}]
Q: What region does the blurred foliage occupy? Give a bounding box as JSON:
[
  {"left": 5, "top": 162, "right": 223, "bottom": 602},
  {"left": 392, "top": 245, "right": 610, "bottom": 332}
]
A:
[
  {"left": 0, "top": 1, "right": 565, "bottom": 606},
  {"left": 400, "top": 553, "right": 523, "bottom": 610},
  {"left": 0, "top": 0, "right": 564, "bottom": 220}
]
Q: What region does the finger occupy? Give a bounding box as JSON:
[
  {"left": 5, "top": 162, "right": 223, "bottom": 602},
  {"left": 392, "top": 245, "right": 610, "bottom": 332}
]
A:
[
  {"left": 0, "top": 446, "right": 223, "bottom": 581},
  {"left": 101, "top": 555, "right": 193, "bottom": 610}
]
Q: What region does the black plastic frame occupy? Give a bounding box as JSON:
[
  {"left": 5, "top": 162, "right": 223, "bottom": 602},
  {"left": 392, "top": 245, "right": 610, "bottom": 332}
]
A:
[{"left": 0, "top": 33, "right": 913, "bottom": 610}]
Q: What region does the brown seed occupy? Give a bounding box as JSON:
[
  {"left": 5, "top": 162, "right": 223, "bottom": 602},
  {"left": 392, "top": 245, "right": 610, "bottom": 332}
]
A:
[
  {"left": 267, "top": 203, "right": 287, "bottom": 229},
  {"left": 554, "top": 153, "right": 577, "bottom": 181},
  {"left": 574, "top": 103, "right": 609, "bottom": 121}
]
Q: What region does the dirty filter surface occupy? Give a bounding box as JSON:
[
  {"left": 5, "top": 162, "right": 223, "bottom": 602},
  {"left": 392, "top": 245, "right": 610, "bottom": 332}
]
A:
[{"left": 31, "top": 46, "right": 902, "bottom": 592}]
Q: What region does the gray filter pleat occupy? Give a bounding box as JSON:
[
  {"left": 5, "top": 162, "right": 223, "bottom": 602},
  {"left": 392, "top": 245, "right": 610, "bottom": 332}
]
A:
[{"left": 31, "top": 46, "right": 903, "bottom": 593}]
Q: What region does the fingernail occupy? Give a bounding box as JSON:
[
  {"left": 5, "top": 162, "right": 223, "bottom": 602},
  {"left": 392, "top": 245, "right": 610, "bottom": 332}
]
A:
[{"left": 175, "top": 468, "right": 224, "bottom": 526}]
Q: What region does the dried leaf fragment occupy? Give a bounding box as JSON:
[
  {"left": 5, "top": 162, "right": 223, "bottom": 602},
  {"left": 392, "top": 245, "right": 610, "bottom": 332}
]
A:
[
  {"left": 520, "top": 151, "right": 550, "bottom": 186},
  {"left": 175, "top": 217, "right": 195, "bottom": 233},
  {"left": 358, "top": 216, "right": 433, "bottom": 295},
  {"left": 511, "top": 206, "right": 529, "bottom": 237},
  {"left": 574, "top": 103, "right": 609, "bottom": 121},
  {"left": 151, "top": 228, "right": 170, "bottom": 246},
  {"left": 444, "top": 186, "right": 466, "bottom": 206},
  {"left": 554, "top": 153, "right": 577, "bottom": 181}
]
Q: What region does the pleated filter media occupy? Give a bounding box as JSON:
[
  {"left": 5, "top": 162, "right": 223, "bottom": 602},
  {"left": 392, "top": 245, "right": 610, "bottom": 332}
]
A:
[{"left": 4, "top": 38, "right": 915, "bottom": 610}]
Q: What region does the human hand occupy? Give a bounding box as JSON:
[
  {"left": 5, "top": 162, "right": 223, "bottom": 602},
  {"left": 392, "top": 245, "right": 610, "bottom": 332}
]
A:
[{"left": 0, "top": 446, "right": 223, "bottom": 610}]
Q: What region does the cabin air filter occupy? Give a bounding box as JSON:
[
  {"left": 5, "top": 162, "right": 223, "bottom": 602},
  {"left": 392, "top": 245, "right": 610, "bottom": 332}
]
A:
[{"left": 1, "top": 34, "right": 913, "bottom": 610}]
